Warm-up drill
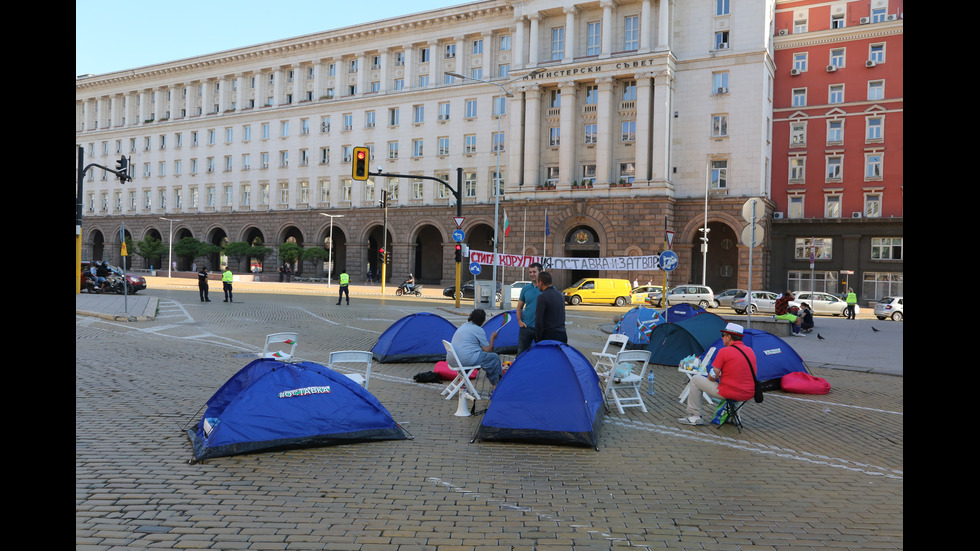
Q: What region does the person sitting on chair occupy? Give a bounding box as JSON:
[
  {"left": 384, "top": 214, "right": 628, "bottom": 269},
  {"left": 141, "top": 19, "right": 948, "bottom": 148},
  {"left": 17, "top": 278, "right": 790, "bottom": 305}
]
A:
[
  {"left": 775, "top": 291, "right": 805, "bottom": 336},
  {"left": 678, "top": 323, "right": 757, "bottom": 426},
  {"left": 449, "top": 309, "right": 502, "bottom": 389}
]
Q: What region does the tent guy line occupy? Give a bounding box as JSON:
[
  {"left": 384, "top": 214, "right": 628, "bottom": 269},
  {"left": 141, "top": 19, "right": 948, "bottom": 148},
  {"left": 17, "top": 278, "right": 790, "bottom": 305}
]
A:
[{"left": 766, "top": 392, "right": 902, "bottom": 415}]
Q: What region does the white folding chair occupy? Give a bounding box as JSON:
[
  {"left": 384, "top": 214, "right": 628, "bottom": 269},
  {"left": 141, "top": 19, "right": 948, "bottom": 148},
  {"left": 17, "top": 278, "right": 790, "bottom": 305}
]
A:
[
  {"left": 678, "top": 346, "right": 717, "bottom": 406},
  {"left": 440, "top": 340, "right": 482, "bottom": 401},
  {"left": 261, "top": 332, "right": 299, "bottom": 362},
  {"left": 591, "top": 333, "right": 630, "bottom": 378},
  {"left": 603, "top": 349, "right": 652, "bottom": 414},
  {"left": 328, "top": 350, "right": 374, "bottom": 390}
]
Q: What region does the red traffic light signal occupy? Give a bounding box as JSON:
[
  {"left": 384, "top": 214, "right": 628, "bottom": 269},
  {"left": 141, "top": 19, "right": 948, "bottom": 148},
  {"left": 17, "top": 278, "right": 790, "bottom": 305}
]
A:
[
  {"left": 454, "top": 244, "right": 462, "bottom": 263},
  {"left": 352, "top": 146, "right": 370, "bottom": 180}
]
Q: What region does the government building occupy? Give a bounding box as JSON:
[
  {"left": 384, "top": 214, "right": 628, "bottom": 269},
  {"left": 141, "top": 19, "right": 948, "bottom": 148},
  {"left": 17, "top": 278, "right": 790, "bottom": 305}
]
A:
[{"left": 76, "top": 0, "right": 781, "bottom": 293}]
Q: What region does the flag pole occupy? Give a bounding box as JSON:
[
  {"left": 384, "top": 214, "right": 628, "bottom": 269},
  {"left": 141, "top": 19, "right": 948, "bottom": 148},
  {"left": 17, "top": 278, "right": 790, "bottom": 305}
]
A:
[{"left": 543, "top": 208, "right": 547, "bottom": 259}]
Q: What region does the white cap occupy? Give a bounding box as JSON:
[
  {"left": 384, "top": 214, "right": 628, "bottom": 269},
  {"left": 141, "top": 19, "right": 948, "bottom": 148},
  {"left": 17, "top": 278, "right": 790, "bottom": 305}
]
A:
[{"left": 721, "top": 322, "right": 744, "bottom": 336}]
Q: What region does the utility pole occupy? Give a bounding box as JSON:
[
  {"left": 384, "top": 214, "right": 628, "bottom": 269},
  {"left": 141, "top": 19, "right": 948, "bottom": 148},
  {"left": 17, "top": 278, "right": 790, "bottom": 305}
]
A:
[{"left": 76, "top": 146, "right": 132, "bottom": 293}]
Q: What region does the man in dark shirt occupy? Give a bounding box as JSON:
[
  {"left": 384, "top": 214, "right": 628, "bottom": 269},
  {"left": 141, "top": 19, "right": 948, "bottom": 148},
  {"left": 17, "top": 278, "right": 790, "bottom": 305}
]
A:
[
  {"left": 534, "top": 271, "right": 567, "bottom": 343},
  {"left": 197, "top": 266, "right": 211, "bottom": 302}
]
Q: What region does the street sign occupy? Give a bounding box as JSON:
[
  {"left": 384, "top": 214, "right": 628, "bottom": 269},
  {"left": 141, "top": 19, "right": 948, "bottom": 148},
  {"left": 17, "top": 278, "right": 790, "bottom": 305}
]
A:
[
  {"left": 740, "top": 223, "right": 765, "bottom": 248},
  {"left": 453, "top": 216, "right": 465, "bottom": 228},
  {"left": 452, "top": 229, "right": 465, "bottom": 242},
  {"left": 665, "top": 230, "right": 675, "bottom": 249},
  {"left": 741, "top": 197, "right": 764, "bottom": 224},
  {"left": 469, "top": 262, "right": 482, "bottom": 275},
  {"left": 658, "top": 250, "right": 678, "bottom": 271}
]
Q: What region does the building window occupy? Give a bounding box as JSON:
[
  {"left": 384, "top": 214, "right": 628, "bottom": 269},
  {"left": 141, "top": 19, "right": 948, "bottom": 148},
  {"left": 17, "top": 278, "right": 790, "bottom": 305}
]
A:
[
  {"left": 871, "top": 238, "right": 902, "bottom": 260},
  {"left": 320, "top": 147, "right": 330, "bottom": 165},
  {"left": 793, "top": 53, "right": 807, "bottom": 72},
  {"left": 493, "top": 96, "right": 506, "bottom": 116},
  {"left": 862, "top": 272, "right": 903, "bottom": 301},
  {"left": 710, "top": 115, "right": 728, "bottom": 138},
  {"left": 870, "top": 44, "right": 885, "bottom": 64},
  {"left": 472, "top": 39, "right": 483, "bottom": 55},
  {"left": 710, "top": 160, "right": 728, "bottom": 189},
  {"left": 585, "top": 85, "right": 599, "bottom": 104},
  {"left": 824, "top": 194, "right": 841, "bottom": 218},
  {"left": 619, "top": 162, "right": 635, "bottom": 184},
  {"left": 716, "top": 0, "right": 730, "bottom": 16},
  {"left": 465, "top": 134, "right": 477, "bottom": 154},
  {"left": 624, "top": 16, "right": 639, "bottom": 51},
  {"left": 868, "top": 80, "right": 884, "bottom": 101},
  {"left": 342, "top": 180, "right": 352, "bottom": 202},
  {"left": 622, "top": 120, "right": 636, "bottom": 141},
  {"left": 584, "top": 124, "right": 597, "bottom": 144},
  {"left": 438, "top": 102, "right": 450, "bottom": 121},
  {"left": 866, "top": 116, "right": 883, "bottom": 142},
  {"left": 715, "top": 31, "right": 729, "bottom": 49},
  {"left": 438, "top": 137, "right": 450, "bottom": 156},
  {"left": 622, "top": 81, "right": 637, "bottom": 101},
  {"left": 412, "top": 178, "right": 424, "bottom": 200},
  {"left": 413, "top": 139, "right": 423, "bottom": 157},
  {"left": 864, "top": 193, "right": 881, "bottom": 217},
  {"left": 789, "top": 157, "right": 805, "bottom": 182},
  {"left": 498, "top": 64, "right": 510, "bottom": 78},
  {"left": 546, "top": 166, "right": 560, "bottom": 185},
  {"left": 492, "top": 132, "right": 505, "bottom": 152},
  {"left": 549, "top": 127, "right": 560, "bottom": 147},
  {"left": 388, "top": 141, "right": 399, "bottom": 160},
  {"left": 829, "top": 48, "right": 845, "bottom": 68},
  {"left": 582, "top": 164, "right": 596, "bottom": 185},
  {"left": 792, "top": 88, "right": 806, "bottom": 107},
  {"left": 827, "top": 120, "right": 843, "bottom": 144},
  {"left": 365, "top": 111, "right": 375, "bottom": 128},
  {"left": 865, "top": 153, "right": 883, "bottom": 180},
  {"left": 499, "top": 35, "right": 511, "bottom": 51},
  {"left": 241, "top": 184, "right": 251, "bottom": 207},
  {"left": 713, "top": 72, "right": 729, "bottom": 94},
  {"left": 389, "top": 108, "right": 399, "bottom": 126},
  {"left": 790, "top": 122, "right": 806, "bottom": 146},
  {"left": 464, "top": 172, "right": 477, "bottom": 197},
  {"left": 829, "top": 84, "right": 844, "bottom": 104},
  {"left": 465, "top": 99, "right": 477, "bottom": 118},
  {"left": 551, "top": 27, "right": 564, "bottom": 60},
  {"left": 826, "top": 156, "right": 842, "bottom": 180},
  {"left": 787, "top": 196, "right": 804, "bottom": 218},
  {"left": 413, "top": 105, "right": 424, "bottom": 124},
  {"left": 831, "top": 12, "right": 845, "bottom": 29},
  {"left": 587, "top": 22, "right": 601, "bottom": 55}
]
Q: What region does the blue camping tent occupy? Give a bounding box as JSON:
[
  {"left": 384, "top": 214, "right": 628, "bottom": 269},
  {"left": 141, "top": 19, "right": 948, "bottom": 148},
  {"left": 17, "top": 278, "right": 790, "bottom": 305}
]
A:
[
  {"left": 702, "top": 328, "right": 810, "bottom": 383},
  {"left": 614, "top": 306, "right": 664, "bottom": 347},
  {"left": 483, "top": 310, "right": 519, "bottom": 354},
  {"left": 186, "top": 359, "right": 411, "bottom": 461},
  {"left": 372, "top": 312, "right": 457, "bottom": 362},
  {"left": 645, "top": 311, "right": 728, "bottom": 366},
  {"left": 472, "top": 341, "right": 604, "bottom": 449},
  {"left": 661, "top": 303, "right": 706, "bottom": 323}
]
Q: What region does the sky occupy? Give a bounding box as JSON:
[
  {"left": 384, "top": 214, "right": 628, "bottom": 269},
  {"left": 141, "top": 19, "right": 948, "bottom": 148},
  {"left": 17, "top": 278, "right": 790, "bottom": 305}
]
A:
[{"left": 76, "top": 0, "right": 464, "bottom": 76}]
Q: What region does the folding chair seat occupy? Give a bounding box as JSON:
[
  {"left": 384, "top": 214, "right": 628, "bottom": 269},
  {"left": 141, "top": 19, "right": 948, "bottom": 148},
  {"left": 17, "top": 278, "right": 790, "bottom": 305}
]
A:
[
  {"left": 440, "top": 340, "right": 482, "bottom": 401},
  {"left": 713, "top": 399, "right": 746, "bottom": 433},
  {"left": 328, "top": 350, "right": 374, "bottom": 390},
  {"left": 261, "top": 332, "right": 299, "bottom": 362},
  {"left": 602, "top": 349, "right": 652, "bottom": 414},
  {"left": 591, "top": 333, "right": 630, "bottom": 379}
]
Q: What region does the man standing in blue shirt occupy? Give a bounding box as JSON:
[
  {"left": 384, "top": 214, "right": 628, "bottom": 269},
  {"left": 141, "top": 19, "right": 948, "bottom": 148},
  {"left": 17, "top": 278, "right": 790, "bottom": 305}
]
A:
[{"left": 516, "top": 262, "right": 543, "bottom": 356}]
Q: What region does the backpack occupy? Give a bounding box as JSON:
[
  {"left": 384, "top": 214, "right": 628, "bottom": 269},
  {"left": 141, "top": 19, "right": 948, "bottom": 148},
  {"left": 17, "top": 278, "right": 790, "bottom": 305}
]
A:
[{"left": 412, "top": 371, "right": 441, "bottom": 383}]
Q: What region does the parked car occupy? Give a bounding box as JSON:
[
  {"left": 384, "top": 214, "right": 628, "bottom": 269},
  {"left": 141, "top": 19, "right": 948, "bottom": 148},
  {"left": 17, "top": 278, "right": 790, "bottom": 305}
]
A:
[
  {"left": 443, "top": 280, "right": 502, "bottom": 302},
  {"left": 790, "top": 291, "right": 851, "bottom": 316},
  {"left": 731, "top": 291, "right": 779, "bottom": 314},
  {"left": 508, "top": 280, "right": 532, "bottom": 302},
  {"left": 648, "top": 285, "right": 716, "bottom": 309},
  {"left": 630, "top": 285, "right": 665, "bottom": 305},
  {"left": 562, "top": 278, "right": 633, "bottom": 306},
  {"left": 873, "top": 296, "right": 903, "bottom": 321},
  {"left": 713, "top": 288, "right": 746, "bottom": 309}
]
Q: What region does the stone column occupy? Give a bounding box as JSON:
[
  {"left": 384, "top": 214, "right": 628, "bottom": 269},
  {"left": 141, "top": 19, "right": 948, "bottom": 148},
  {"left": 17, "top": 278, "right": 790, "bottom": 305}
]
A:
[
  {"left": 522, "top": 85, "right": 542, "bottom": 188},
  {"left": 513, "top": 15, "right": 525, "bottom": 69},
  {"left": 640, "top": 0, "right": 652, "bottom": 52},
  {"left": 650, "top": 69, "right": 674, "bottom": 192},
  {"left": 635, "top": 73, "right": 653, "bottom": 183},
  {"left": 657, "top": 0, "right": 670, "bottom": 51},
  {"left": 595, "top": 77, "right": 615, "bottom": 185},
  {"left": 558, "top": 80, "right": 578, "bottom": 187},
  {"left": 564, "top": 6, "right": 578, "bottom": 61},
  {"left": 528, "top": 13, "right": 540, "bottom": 66},
  {"left": 600, "top": 0, "right": 615, "bottom": 58},
  {"left": 508, "top": 91, "right": 525, "bottom": 188}
]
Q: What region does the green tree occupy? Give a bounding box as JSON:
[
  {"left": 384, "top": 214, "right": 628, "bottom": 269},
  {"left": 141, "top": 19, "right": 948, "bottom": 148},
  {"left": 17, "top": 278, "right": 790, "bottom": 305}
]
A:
[
  {"left": 301, "top": 246, "right": 328, "bottom": 276},
  {"left": 278, "top": 242, "right": 301, "bottom": 265},
  {"left": 174, "top": 237, "right": 205, "bottom": 265},
  {"left": 223, "top": 241, "right": 251, "bottom": 272},
  {"left": 135, "top": 236, "right": 166, "bottom": 268}
]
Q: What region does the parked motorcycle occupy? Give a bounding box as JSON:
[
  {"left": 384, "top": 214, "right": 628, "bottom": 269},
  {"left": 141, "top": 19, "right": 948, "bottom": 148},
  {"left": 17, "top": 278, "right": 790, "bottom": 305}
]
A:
[{"left": 395, "top": 283, "right": 423, "bottom": 297}]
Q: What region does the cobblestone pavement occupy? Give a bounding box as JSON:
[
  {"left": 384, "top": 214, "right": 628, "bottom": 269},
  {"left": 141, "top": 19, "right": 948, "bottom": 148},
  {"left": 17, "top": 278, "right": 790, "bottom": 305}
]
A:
[{"left": 77, "top": 286, "right": 903, "bottom": 550}]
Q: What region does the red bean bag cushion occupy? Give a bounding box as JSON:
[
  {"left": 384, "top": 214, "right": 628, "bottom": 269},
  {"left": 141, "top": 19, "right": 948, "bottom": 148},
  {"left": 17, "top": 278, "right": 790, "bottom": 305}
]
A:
[
  {"left": 433, "top": 360, "right": 478, "bottom": 381},
  {"left": 780, "top": 372, "right": 830, "bottom": 394}
]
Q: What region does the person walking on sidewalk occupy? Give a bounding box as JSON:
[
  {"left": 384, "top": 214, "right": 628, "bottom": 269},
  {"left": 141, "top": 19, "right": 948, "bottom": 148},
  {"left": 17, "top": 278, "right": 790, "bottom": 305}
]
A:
[
  {"left": 221, "top": 266, "right": 234, "bottom": 302},
  {"left": 198, "top": 266, "right": 211, "bottom": 302},
  {"left": 337, "top": 269, "right": 350, "bottom": 305},
  {"left": 845, "top": 288, "right": 857, "bottom": 320}
]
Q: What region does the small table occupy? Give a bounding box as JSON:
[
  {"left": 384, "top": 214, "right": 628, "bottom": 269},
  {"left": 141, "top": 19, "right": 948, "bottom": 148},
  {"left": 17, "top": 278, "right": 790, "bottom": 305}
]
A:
[{"left": 677, "top": 348, "right": 717, "bottom": 406}]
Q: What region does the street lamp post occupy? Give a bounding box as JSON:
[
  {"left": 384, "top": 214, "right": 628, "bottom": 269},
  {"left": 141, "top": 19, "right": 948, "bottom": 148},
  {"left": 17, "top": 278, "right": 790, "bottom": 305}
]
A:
[
  {"left": 445, "top": 68, "right": 543, "bottom": 306},
  {"left": 160, "top": 217, "right": 182, "bottom": 278},
  {"left": 320, "top": 213, "right": 344, "bottom": 290}
]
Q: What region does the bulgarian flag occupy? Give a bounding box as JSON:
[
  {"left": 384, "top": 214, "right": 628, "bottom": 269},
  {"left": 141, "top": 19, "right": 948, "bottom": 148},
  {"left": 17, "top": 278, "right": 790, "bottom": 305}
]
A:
[{"left": 503, "top": 210, "right": 511, "bottom": 237}]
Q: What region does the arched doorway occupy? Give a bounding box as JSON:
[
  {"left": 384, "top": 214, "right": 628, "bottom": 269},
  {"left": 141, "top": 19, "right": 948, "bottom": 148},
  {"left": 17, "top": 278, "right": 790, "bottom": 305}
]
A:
[
  {"left": 690, "top": 221, "right": 739, "bottom": 292},
  {"left": 89, "top": 230, "right": 105, "bottom": 263},
  {"left": 141, "top": 228, "right": 164, "bottom": 271},
  {"left": 413, "top": 225, "right": 444, "bottom": 284},
  {"left": 324, "top": 227, "right": 347, "bottom": 282},
  {"left": 243, "top": 228, "right": 267, "bottom": 273},
  {"left": 563, "top": 225, "right": 600, "bottom": 286},
  {"left": 367, "top": 225, "right": 394, "bottom": 283},
  {"left": 206, "top": 228, "right": 228, "bottom": 273},
  {"left": 175, "top": 227, "right": 194, "bottom": 270},
  {"left": 281, "top": 227, "right": 304, "bottom": 276}
]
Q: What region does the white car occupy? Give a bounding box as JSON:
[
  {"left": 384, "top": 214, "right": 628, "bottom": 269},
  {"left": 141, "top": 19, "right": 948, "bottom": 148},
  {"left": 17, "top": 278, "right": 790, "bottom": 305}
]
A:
[
  {"left": 874, "top": 296, "right": 903, "bottom": 321},
  {"left": 791, "top": 291, "right": 851, "bottom": 316},
  {"left": 731, "top": 291, "right": 779, "bottom": 314},
  {"left": 508, "top": 281, "right": 533, "bottom": 302}
]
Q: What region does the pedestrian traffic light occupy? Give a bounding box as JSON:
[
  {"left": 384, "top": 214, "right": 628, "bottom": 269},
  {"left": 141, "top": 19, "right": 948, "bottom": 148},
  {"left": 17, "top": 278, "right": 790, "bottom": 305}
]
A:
[
  {"left": 454, "top": 244, "right": 462, "bottom": 263},
  {"left": 352, "top": 146, "right": 370, "bottom": 180},
  {"left": 379, "top": 189, "right": 387, "bottom": 209},
  {"left": 385, "top": 252, "right": 391, "bottom": 264}
]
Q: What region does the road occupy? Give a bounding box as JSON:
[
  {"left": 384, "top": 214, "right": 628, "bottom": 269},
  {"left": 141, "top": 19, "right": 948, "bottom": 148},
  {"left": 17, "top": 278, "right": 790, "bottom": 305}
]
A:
[{"left": 77, "top": 283, "right": 903, "bottom": 550}]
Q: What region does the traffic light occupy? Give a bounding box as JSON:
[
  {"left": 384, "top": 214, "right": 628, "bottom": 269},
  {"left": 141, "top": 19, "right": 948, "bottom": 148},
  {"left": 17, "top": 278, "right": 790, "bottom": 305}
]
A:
[
  {"left": 454, "top": 244, "right": 462, "bottom": 263},
  {"left": 379, "top": 189, "right": 387, "bottom": 209},
  {"left": 115, "top": 156, "right": 129, "bottom": 182},
  {"left": 352, "top": 146, "right": 370, "bottom": 180}
]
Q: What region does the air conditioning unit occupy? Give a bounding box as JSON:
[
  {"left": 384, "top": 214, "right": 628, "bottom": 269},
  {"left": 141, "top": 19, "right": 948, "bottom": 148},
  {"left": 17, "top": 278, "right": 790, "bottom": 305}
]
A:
[
  {"left": 773, "top": 211, "right": 785, "bottom": 219},
  {"left": 851, "top": 211, "right": 863, "bottom": 218},
  {"left": 886, "top": 14, "right": 898, "bottom": 21},
  {"left": 859, "top": 17, "right": 870, "bottom": 24},
  {"left": 826, "top": 65, "right": 837, "bottom": 72},
  {"left": 718, "top": 42, "right": 729, "bottom": 49},
  {"left": 790, "top": 68, "right": 801, "bottom": 76},
  {"left": 866, "top": 60, "right": 877, "bottom": 68},
  {"left": 778, "top": 29, "right": 788, "bottom": 36},
  {"left": 716, "top": 87, "right": 728, "bottom": 94}
]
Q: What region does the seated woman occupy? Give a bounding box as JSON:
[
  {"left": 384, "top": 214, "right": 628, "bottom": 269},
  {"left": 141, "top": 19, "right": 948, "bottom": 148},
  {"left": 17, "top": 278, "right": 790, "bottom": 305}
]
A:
[{"left": 449, "top": 309, "right": 502, "bottom": 388}]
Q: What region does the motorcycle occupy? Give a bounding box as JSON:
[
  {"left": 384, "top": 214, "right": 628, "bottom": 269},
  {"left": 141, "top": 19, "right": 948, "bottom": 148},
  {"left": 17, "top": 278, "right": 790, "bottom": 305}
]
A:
[
  {"left": 395, "top": 283, "right": 423, "bottom": 297},
  {"left": 82, "top": 273, "right": 103, "bottom": 293},
  {"left": 103, "top": 274, "right": 134, "bottom": 295}
]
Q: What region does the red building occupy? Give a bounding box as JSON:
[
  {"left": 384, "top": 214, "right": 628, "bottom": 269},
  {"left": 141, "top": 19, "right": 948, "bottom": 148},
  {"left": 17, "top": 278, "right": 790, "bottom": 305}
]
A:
[{"left": 770, "top": 0, "right": 903, "bottom": 305}]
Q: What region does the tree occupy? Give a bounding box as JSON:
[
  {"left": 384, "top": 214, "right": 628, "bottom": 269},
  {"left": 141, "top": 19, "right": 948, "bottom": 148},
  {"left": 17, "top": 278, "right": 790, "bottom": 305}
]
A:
[
  {"left": 174, "top": 237, "right": 205, "bottom": 265},
  {"left": 278, "top": 242, "right": 301, "bottom": 265},
  {"left": 135, "top": 236, "right": 166, "bottom": 269},
  {"left": 301, "top": 246, "right": 328, "bottom": 276},
  {"left": 223, "top": 241, "right": 251, "bottom": 272}
]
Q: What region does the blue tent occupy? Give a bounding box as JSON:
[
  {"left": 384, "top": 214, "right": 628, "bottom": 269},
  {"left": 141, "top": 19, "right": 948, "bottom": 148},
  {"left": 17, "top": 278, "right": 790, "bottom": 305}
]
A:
[
  {"left": 372, "top": 312, "right": 457, "bottom": 362},
  {"left": 614, "top": 306, "right": 664, "bottom": 347},
  {"left": 702, "top": 328, "right": 810, "bottom": 383},
  {"left": 661, "top": 303, "right": 706, "bottom": 323},
  {"left": 472, "top": 341, "right": 604, "bottom": 449},
  {"left": 645, "top": 311, "right": 728, "bottom": 366},
  {"left": 483, "top": 310, "right": 519, "bottom": 354},
  {"left": 186, "top": 359, "right": 411, "bottom": 461}
]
